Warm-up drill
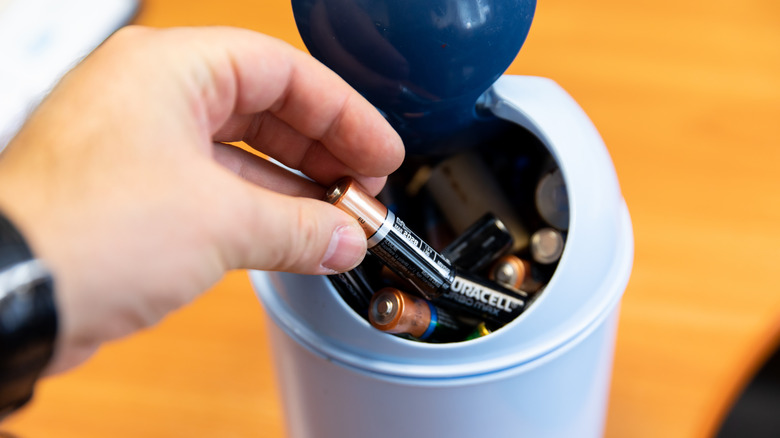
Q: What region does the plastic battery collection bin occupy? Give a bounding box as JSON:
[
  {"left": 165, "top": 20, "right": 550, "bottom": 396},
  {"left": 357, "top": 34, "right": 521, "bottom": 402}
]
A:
[{"left": 251, "top": 0, "right": 633, "bottom": 436}]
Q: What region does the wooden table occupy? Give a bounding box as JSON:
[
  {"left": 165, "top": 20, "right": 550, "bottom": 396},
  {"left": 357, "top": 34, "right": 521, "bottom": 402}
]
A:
[{"left": 4, "top": 0, "right": 780, "bottom": 437}]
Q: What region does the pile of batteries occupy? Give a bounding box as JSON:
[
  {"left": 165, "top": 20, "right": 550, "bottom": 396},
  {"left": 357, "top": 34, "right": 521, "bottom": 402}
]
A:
[{"left": 326, "top": 125, "right": 569, "bottom": 343}]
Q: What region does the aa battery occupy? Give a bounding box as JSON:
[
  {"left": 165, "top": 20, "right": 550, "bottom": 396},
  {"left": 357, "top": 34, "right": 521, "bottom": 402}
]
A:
[
  {"left": 325, "top": 177, "right": 451, "bottom": 299},
  {"left": 442, "top": 213, "right": 513, "bottom": 273},
  {"left": 425, "top": 150, "right": 530, "bottom": 252},
  {"left": 325, "top": 177, "right": 529, "bottom": 325},
  {"left": 328, "top": 266, "right": 375, "bottom": 317},
  {"left": 369, "top": 287, "right": 472, "bottom": 342},
  {"left": 436, "top": 269, "right": 528, "bottom": 325}
]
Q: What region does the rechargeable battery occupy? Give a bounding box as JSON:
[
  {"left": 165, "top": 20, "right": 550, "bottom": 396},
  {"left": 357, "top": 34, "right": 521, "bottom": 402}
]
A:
[
  {"left": 325, "top": 177, "right": 529, "bottom": 325},
  {"left": 369, "top": 287, "right": 472, "bottom": 341}
]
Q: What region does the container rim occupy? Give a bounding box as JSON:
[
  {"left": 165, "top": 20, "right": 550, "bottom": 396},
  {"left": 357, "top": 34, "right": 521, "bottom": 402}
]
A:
[
  {"left": 252, "top": 76, "right": 634, "bottom": 381},
  {"left": 252, "top": 199, "right": 632, "bottom": 381}
]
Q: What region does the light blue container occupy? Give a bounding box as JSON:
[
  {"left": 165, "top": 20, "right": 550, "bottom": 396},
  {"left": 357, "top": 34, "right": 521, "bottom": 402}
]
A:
[{"left": 251, "top": 75, "right": 634, "bottom": 438}]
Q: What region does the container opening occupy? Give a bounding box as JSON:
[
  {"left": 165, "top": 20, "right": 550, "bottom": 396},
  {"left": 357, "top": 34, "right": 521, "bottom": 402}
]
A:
[{"left": 327, "top": 118, "right": 568, "bottom": 343}]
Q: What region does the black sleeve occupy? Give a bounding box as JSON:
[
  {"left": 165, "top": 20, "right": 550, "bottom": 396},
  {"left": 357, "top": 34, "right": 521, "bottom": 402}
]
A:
[{"left": 0, "top": 211, "right": 58, "bottom": 420}]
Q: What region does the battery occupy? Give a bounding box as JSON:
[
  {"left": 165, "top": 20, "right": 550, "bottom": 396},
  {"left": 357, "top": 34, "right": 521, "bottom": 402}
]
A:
[
  {"left": 464, "top": 322, "right": 492, "bottom": 340},
  {"left": 442, "top": 213, "right": 513, "bottom": 273},
  {"left": 327, "top": 266, "right": 375, "bottom": 317},
  {"left": 489, "top": 254, "right": 546, "bottom": 293},
  {"left": 530, "top": 227, "right": 565, "bottom": 264},
  {"left": 425, "top": 150, "right": 530, "bottom": 252},
  {"left": 325, "top": 177, "right": 529, "bottom": 325},
  {"left": 369, "top": 287, "right": 472, "bottom": 342},
  {"left": 535, "top": 168, "right": 569, "bottom": 230}
]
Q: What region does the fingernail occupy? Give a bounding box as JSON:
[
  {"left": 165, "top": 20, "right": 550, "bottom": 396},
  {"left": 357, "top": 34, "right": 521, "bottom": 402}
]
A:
[{"left": 321, "top": 224, "right": 366, "bottom": 273}]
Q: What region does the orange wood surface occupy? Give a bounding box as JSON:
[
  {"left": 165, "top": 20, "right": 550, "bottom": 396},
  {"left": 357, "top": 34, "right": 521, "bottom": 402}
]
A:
[{"left": 3, "top": 0, "right": 780, "bottom": 437}]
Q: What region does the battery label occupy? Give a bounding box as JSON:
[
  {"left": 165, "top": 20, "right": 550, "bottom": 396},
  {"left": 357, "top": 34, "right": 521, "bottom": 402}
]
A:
[
  {"left": 439, "top": 274, "right": 526, "bottom": 323},
  {"left": 433, "top": 305, "right": 464, "bottom": 333},
  {"left": 369, "top": 215, "right": 453, "bottom": 299},
  {"left": 394, "top": 217, "right": 452, "bottom": 273},
  {"left": 328, "top": 270, "right": 372, "bottom": 311}
]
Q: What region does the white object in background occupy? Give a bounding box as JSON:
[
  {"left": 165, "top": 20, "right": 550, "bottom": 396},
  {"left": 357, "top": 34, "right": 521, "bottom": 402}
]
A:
[{"left": 0, "top": 0, "right": 138, "bottom": 150}]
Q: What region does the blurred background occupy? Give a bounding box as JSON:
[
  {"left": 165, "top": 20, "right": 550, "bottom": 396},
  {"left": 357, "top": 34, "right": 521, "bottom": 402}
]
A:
[{"left": 1, "top": 0, "right": 779, "bottom": 437}]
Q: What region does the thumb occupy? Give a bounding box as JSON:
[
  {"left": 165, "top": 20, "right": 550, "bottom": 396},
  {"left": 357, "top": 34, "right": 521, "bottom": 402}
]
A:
[{"left": 225, "top": 186, "right": 368, "bottom": 274}]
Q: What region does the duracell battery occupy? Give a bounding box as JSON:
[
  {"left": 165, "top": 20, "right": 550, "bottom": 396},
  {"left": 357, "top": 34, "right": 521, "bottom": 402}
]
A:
[
  {"left": 369, "top": 287, "right": 472, "bottom": 341},
  {"left": 424, "top": 151, "right": 530, "bottom": 252},
  {"left": 325, "top": 177, "right": 529, "bottom": 325},
  {"left": 441, "top": 213, "right": 513, "bottom": 273}
]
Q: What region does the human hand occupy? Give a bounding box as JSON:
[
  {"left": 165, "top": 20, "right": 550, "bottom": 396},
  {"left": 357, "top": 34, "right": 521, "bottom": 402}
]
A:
[{"left": 0, "top": 26, "right": 404, "bottom": 373}]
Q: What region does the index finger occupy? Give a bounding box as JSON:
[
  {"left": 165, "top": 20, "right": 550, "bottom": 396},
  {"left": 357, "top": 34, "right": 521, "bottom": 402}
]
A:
[{"left": 181, "top": 26, "right": 405, "bottom": 181}]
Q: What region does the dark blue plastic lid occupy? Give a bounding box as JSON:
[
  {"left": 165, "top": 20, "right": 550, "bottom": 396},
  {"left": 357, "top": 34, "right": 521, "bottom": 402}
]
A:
[{"left": 292, "top": 0, "right": 536, "bottom": 154}]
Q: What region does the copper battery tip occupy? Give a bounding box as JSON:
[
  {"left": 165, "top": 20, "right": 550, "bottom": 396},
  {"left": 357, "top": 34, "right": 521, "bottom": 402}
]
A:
[
  {"left": 369, "top": 287, "right": 432, "bottom": 338},
  {"left": 371, "top": 292, "right": 398, "bottom": 326},
  {"left": 324, "top": 177, "right": 388, "bottom": 240},
  {"left": 324, "top": 179, "right": 347, "bottom": 204},
  {"left": 490, "top": 255, "right": 529, "bottom": 290}
]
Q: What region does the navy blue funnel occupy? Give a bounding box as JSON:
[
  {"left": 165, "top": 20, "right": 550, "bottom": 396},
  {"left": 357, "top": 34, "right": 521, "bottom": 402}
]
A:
[{"left": 292, "top": 0, "right": 536, "bottom": 154}]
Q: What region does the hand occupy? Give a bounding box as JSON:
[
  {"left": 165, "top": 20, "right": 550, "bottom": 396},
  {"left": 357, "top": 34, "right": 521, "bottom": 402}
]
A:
[{"left": 0, "top": 26, "right": 404, "bottom": 373}]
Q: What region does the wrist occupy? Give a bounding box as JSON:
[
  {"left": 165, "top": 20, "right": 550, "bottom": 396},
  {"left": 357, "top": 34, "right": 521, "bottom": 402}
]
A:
[{"left": 0, "top": 210, "right": 58, "bottom": 419}]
